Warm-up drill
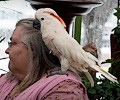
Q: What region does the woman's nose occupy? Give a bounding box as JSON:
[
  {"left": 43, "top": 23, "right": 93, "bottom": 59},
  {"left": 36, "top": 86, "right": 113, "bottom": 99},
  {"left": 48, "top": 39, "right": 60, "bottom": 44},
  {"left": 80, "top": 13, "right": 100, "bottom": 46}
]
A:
[{"left": 5, "top": 47, "right": 10, "bottom": 54}]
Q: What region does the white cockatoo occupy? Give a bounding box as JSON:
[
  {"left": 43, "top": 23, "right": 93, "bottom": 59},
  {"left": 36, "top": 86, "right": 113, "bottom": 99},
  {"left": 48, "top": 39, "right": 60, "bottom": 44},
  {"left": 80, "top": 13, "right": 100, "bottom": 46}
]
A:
[{"left": 35, "top": 8, "right": 118, "bottom": 87}]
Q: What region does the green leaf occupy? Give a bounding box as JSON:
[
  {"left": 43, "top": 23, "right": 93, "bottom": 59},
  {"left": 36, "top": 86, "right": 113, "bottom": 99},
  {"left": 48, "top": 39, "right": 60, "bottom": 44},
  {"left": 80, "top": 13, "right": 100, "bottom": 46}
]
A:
[
  {"left": 88, "top": 88, "right": 96, "bottom": 94},
  {"left": 101, "top": 59, "right": 113, "bottom": 64},
  {"left": 74, "top": 16, "right": 82, "bottom": 44},
  {"left": 114, "top": 8, "right": 120, "bottom": 19}
]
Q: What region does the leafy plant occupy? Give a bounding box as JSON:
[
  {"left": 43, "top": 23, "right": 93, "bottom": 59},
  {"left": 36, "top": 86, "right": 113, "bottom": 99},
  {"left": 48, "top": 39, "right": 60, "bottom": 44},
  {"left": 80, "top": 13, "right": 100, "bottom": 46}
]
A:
[
  {"left": 81, "top": 52, "right": 120, "bottom": 100},
  {"left": 82, "top": 72, "right": 120, "bottom": 100}
]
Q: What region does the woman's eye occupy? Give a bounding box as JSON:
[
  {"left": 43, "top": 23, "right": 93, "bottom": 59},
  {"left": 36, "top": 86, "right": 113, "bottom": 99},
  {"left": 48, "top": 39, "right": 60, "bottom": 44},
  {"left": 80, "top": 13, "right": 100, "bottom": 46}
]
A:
[{"left": 8, "top": 41, "right": 16, "bottom": 47}]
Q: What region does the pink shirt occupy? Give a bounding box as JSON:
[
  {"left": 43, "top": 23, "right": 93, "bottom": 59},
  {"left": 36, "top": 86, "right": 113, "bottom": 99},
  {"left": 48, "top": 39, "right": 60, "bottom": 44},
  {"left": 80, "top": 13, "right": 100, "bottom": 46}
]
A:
[{"left": 0, "top": 71, "right": 89, "bottom": 100}]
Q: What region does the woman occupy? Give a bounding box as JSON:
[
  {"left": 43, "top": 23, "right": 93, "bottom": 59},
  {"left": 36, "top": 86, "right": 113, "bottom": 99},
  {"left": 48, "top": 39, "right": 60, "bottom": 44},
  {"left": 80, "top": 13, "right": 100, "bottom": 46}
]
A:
[{"left": 0, "top": 18, "right": 97, "bottom": 100}]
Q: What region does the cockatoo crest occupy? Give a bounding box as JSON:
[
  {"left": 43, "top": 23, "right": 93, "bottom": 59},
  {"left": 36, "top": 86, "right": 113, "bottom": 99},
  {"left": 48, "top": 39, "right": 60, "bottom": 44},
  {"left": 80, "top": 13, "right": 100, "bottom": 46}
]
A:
[{"left": 35, "top": 8, "right": 66, "bottom": 28}]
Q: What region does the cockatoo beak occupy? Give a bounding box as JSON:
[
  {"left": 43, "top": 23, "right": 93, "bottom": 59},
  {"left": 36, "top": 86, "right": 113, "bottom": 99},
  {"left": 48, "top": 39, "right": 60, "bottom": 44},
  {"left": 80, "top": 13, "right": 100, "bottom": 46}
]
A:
[
  {"left": 33, "top": 19, "right": 41, "bottom": 30},
  {"left": 50, "top": 13, "right": 66, "bottom": 28}
]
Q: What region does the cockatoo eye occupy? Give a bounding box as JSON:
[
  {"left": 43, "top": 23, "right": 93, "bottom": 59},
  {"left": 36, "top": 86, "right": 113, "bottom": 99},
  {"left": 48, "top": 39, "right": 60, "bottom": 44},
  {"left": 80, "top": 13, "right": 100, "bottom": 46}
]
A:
[{"left": 41, "top": 18, "right": 44, "bottom": 21}]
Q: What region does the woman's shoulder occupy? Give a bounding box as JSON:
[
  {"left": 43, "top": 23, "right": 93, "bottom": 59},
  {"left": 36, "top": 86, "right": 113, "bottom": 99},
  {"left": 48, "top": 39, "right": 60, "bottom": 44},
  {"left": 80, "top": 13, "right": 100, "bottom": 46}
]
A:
[
  {"left": 43, "top": 71, "right": 87, "bottom": 93},
  {"left": 47, "top": 69, "right": 81, "bottom": 81},
  {"left": 40, "top": 71, "right": 89, "bottom": 100},
  {"left": 45, "top": 70, "right": 84, "bottom": 86},
  {"left": 49, "top": 71, "right": 82, "bottom": 83}
]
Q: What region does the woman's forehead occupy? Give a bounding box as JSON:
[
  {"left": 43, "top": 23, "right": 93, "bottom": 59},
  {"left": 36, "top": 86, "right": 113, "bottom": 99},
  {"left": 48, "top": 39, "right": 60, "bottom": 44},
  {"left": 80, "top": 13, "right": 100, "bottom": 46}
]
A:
[{"left": 11, "top": 26, "right": 25, "bottom": 41}]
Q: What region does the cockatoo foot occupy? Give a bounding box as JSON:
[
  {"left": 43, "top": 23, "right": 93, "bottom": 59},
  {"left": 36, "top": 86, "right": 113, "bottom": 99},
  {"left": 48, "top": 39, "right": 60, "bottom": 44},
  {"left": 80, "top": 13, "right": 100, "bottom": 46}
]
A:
[{"left": 47, "top": 67, "right": 68, "bottom": 77}]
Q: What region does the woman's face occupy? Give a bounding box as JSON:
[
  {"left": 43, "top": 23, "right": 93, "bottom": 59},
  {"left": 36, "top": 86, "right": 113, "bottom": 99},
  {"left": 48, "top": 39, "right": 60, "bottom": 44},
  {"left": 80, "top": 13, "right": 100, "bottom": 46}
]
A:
[{"left": 5, "top": 26, "right": 29, "bottom": 81}]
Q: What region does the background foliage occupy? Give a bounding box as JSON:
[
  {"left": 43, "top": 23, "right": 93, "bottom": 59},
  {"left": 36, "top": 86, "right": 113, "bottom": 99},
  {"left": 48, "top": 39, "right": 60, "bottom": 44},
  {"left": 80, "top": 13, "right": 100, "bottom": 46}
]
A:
[{"left": 82, "top": 68, "right": 120, "bottom": 100}]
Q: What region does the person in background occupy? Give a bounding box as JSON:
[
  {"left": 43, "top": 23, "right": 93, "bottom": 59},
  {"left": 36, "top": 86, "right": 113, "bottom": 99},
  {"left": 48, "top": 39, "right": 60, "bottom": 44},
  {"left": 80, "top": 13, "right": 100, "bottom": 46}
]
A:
[{"left": 0, "top": 18, "right": 97, "bottom": 100}]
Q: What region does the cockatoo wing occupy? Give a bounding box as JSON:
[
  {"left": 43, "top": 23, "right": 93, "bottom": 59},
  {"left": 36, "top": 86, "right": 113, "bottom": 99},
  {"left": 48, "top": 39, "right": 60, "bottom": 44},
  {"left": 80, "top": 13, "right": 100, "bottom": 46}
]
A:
[
  {"left": 52, "top": 33, "right": 97, "bottom": 87},
  {"left": 52, "top": 33, "right": 118, "bottom": 85}
]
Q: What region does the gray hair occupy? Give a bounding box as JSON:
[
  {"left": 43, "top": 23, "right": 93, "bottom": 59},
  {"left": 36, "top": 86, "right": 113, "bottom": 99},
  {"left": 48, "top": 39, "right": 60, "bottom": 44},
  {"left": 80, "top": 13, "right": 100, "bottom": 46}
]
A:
[{"left": 7, "top": 18, "right": 60, "bottom": 93}]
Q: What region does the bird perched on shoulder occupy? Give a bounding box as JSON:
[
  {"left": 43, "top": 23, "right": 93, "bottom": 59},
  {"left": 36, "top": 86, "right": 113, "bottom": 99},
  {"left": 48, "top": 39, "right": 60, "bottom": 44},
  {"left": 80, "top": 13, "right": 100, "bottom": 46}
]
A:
[{"left": 35, "top": 8, "right": 118, "bottom": 87}]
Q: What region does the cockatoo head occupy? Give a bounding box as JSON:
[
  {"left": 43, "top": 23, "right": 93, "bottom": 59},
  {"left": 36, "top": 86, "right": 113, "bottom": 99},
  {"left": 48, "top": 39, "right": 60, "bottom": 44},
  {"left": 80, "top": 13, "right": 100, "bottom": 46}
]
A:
[{"left": 35, "top": 8, "right": 66, "bottom": 28}]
